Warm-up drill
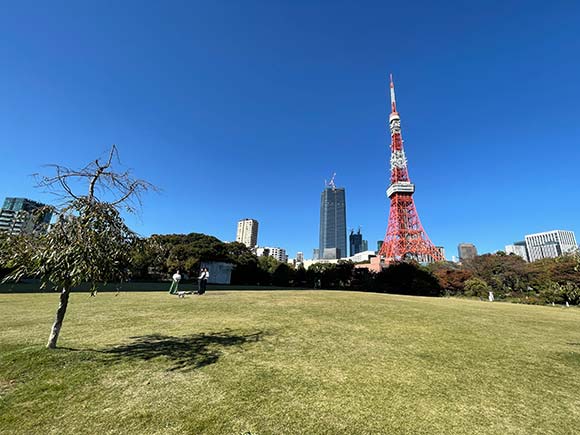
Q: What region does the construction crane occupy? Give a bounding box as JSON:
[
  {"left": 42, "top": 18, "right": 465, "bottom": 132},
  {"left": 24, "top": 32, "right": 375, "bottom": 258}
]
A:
[{"left": 325, "top": 172, "right": 337, "bottom": 190}]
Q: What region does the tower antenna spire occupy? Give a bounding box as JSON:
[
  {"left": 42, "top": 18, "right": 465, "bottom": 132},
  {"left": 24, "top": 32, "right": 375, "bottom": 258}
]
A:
[{"left": 389, "top": 73, "right": 397, "bottom": 113}]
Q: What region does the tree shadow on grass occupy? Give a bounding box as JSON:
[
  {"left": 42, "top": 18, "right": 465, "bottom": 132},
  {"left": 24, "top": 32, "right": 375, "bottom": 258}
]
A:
[{"left": 102, "top": 330, "right": 263, "bottom": 371}]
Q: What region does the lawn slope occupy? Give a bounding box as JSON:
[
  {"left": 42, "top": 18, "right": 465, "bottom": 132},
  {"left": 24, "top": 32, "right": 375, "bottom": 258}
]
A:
[{"left": 1, "top": 291, "right": 579, "bottom": 434}]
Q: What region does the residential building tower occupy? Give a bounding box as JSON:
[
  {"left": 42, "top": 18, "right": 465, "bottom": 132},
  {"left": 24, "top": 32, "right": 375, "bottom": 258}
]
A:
[
  {"left": 0, "top": 197, "right": 52, "bottom": 235},
  {"left": 236, "top": 218, "right": 258, "bottom": 249}
]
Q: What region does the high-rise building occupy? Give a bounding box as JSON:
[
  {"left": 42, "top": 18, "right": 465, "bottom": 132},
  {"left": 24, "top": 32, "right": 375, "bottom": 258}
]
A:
[
  {"left": 312, "top": 248, "right": 320, "bottom": 260},
  {"left": 505, "top": 241, "right": 528, "bottom": 262},
  {"left": 236, "top": 218, "right": 258, "bottom": 248},
  {"left": 0, "top": 197, "right": 52, "bottom": 235},
  {"left": 349, "top": 228, "right": 369, "bottom": 257},
  {"left": 458, "top": 243, "right": 478, "bottom": 261},
  {"left": 377, "top": 240, "right": 384, "bottom": 252},
  {"left": 296, "top": 252, "right": 304, "bottom": 263},
  {"left": 524, "top": 230, "right": 577, "bottom": 262},
  {"left": 349, "top": 229, "right": 363, "bottom": 257},
  {"left": 319, "top": 176, "right": 347, "bottom": 259}
]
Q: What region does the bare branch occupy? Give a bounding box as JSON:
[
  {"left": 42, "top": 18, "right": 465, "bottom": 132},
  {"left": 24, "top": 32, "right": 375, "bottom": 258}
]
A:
[
  {"left": 32, "top": 145, "right": 157, "bottom": 214},
  {"left": 105, "top": 144, "right": 119, "bottom": 167},
  {"left": 110, "top": 179, "right": 151, "bottom": 206},
  {"left": 88, "top": 163, "right": 103, "bottom": 201},
  {"left": 57, "top": 168, "right": 79, "bottom": 201}
]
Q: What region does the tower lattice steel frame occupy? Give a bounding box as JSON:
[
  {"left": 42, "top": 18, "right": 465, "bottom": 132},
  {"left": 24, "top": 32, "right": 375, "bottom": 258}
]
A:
[{"left": 378, "top": 75, "right": 443, "bottom": 264}]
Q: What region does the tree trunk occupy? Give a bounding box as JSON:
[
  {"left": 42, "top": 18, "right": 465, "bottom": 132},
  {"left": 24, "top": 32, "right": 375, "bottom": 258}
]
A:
[{"left": 46, "top": 287, "right": 71, "bottom": 349}]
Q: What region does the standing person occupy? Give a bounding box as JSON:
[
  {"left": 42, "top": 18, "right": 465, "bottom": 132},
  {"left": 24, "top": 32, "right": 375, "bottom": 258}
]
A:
[
  {"left": 203, "top": 267, "right": 210, "bottom": 294},
  {"left": 488, "top": 291, "right": 494, "bottom": 302},
  {"left": 197, "top": 267, "right": 209, "bottom": 295},
  {"left": 196, "top": 267, "right": 204, "bottom": 295},
  {"left": 169, "top": 270, "right": 181, "bottom": 295}
]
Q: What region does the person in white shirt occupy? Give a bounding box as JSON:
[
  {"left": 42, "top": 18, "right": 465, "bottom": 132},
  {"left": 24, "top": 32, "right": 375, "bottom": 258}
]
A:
[
  {"left": 197, "top": 267, "right": 209, "bottom": 295},
  {"left": 169, "top": 270, "right": 181, "bottom": 294}
]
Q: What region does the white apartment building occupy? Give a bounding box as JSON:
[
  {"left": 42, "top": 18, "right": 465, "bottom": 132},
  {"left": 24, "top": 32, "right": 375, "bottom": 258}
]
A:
[
  {"left": 268, "top": 247, "right": 288, "bottom": 263},
  {"left": 524, "top": 230, "right": 577, "bottom": 262},
  {"left": 256, "top": 246, "right": 288, "bottom": 263},
  {"left": 236, "top": 218, "right": 258, "bottom": 248},
  {"left": 505, "top": 242, "right": 528, "bottom": 262}
]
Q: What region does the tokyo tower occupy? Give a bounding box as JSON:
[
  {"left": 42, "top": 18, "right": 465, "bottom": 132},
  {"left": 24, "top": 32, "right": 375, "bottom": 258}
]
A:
[{"left": 378, "top": 74, "right": 444, "bottom": 264}]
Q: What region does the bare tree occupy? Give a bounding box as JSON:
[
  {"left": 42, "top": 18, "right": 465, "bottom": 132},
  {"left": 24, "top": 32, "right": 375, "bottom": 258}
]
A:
[{"left": 1, "top": 146, "right": 156, "bottom": 348}]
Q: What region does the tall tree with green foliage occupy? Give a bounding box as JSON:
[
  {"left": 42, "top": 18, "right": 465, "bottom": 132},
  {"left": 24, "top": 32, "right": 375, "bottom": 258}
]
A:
[
  {"left": 149, "top": 233, "right": 232, "bottom": 276},
  {"left": 0, "top": 146, "right": 154, "bottom": 348},
  {"left": 227, "top": 241, "right": 260, "bottom": 285},
  {"left": 375, "top": 262, "right": 442, "bottom": 296},
  {"left": 335, "top": 261, "right": 355, "bottom": 288},
  {"left": 272, "top": 263, "right": 293, "bottom": 287},
  {"left": 463, "top": 277, "right": 492, "bottom": 298}
]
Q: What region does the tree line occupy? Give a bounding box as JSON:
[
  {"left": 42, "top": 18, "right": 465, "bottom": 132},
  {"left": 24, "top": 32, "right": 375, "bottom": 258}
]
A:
[
  {"left": 430, "top": 251, "right": 580, "bottom": 305},
  {"left": 111, "top": 233, "right": 580, "bottom": 305},
  {"left": 3, "top": 228, "right": 579, "bottom": 305}
]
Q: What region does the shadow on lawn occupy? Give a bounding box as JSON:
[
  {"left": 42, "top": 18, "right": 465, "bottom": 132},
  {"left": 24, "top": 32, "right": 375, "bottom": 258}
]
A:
[{"left": 101, "top": 330, "right": 263, "bottom": 371}]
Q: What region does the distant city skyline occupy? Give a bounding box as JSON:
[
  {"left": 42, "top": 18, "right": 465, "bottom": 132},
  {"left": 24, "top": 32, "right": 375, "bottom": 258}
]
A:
[
  {"left": 1, "top": 2, "right": 579, "bottom": 258},
  {"left": 2, "top": 193, "right": 577, "bottom": 264}
]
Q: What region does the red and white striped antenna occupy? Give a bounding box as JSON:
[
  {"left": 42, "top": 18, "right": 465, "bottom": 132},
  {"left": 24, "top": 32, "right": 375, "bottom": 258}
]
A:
[{"left": 389, "top": 73, "right": 397, "bottom": 113}]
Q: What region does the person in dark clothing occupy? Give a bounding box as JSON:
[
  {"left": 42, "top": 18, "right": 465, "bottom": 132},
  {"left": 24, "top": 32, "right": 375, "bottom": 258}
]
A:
[{"left": 197, "top": 267, "right": 209, "bottom": 295}]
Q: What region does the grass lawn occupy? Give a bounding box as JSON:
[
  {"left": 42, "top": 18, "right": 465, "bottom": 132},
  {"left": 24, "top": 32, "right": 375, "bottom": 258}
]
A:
[{"left": 1, "top": 291, "right": 579, "bottom": 434}]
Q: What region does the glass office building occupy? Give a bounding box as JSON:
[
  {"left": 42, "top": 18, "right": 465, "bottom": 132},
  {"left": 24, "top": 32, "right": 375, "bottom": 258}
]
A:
[
  {"left": 318, "top": 187, "right": 347, "bottom": 259},
  {"left": 0, "top": 197, "right": 52, "bottom": 235},
  {"left": 349, "top": 229, "right": 363, "bottom": 257}
]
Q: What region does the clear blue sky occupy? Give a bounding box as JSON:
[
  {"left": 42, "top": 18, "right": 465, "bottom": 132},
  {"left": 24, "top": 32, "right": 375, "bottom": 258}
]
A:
[{"left": 1, "top": 1, "right": 579, "bottom": 260}]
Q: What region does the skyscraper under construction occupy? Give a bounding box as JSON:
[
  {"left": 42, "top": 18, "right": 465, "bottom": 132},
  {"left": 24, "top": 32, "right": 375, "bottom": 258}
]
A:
[{"left": 318, "top": 175, "right": 347, "bottom": 259}]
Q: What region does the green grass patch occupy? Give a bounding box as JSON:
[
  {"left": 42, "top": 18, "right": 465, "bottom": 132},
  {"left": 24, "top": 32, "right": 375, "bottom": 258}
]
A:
[{"left": 1, "top": 291, "right": 579, "bottom": 434}]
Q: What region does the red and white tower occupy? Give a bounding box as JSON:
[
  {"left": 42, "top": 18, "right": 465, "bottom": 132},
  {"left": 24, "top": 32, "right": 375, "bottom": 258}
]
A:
[{"left": 379, "top": 74, "right": 444, "bottom": 263}]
